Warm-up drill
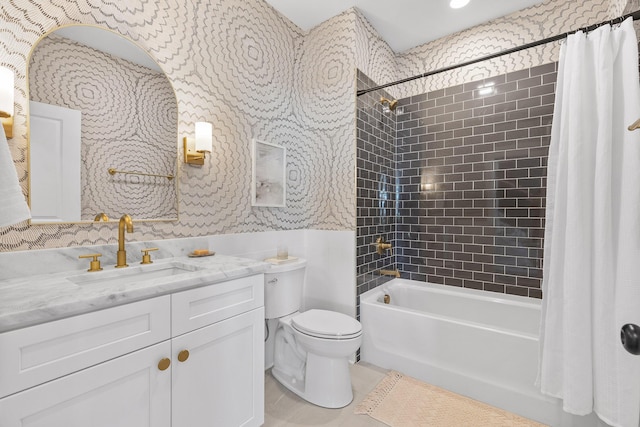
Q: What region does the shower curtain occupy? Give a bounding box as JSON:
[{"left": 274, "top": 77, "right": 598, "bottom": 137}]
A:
[{"left": 538, "top": 18, "right": 640, "bottom": 427}]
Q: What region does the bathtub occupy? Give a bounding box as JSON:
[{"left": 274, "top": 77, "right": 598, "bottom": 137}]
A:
[{"left": 360, "top": 279, "right": 599, "bottom": 427}]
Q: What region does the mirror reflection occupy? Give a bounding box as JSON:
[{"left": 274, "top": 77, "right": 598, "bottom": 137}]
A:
[{"left": 28, "top": 25, "right": 178, "bottom": 224}]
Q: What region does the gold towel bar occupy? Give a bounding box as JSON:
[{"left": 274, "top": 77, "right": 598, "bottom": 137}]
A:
[{"left": 108, "top": 168, "right": 174, "bottom": 181}]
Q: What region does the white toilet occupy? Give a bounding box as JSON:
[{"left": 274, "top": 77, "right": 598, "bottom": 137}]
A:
[{"left": 264, "top": 258, "right": 362, "bottom": 408}]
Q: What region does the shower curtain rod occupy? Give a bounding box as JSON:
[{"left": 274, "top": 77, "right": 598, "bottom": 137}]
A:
[{"left": 356, "top": 9, "right": 640, "bottom": 97}]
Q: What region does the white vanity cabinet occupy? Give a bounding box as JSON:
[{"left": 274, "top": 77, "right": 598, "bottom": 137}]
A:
[
  {"left": 0, "top": 274, "right": 264, "bottom": 427},
  {"left": 171, "top": 273, "right": 265, "bottom": 427}
]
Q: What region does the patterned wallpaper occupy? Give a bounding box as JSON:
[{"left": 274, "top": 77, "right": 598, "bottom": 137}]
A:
[
  {"left": 29, "top": 34, "right": 178, "bottom": 220},
  {"left": 353, "top": 11, "right": 399, "bottom": 99},
  {"left": 0, "top": 0, "right": 358, "bottom": 252},
  {"left": 0, "top": 0, "right": 619, "bottom": 252},
  {"left": 622, "top": 0, "right": 638, "bottom": 14},
  {"left": 392, "top": 0, "right": 612, "bottom": 98}
]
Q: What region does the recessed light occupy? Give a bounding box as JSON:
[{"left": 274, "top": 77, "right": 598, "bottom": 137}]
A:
[{"left": 450, "top": 0, "right": 470, "bottom": 9}]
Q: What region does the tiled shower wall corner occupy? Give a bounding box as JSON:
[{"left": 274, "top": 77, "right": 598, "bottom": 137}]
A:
[
  {"left": 395, "top": 63, "right": 557, "bottom": 299},
  {"left": 356, "top": 63, "right": 557, "bottom": 301},
  {"left": 355, "top": 70, "right": 397, "bottom": 317}
]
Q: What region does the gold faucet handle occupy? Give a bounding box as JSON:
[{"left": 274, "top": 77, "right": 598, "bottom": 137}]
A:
[
  {"left": 79, "top": 253, "right": 103, "bottom": 272},
  {"left": 93, "top": 213, "right": 109, "bottom": 222},
  {"left": 373, "top": 237, "right": 393, "bottom": 255},
  {"left": 141, "top": 248, "right": 159, "bottom": 265}
]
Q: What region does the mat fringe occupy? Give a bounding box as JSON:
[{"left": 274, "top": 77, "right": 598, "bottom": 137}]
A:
[{"left": 354, "top": 370, "right": 404, "bottom": 415}]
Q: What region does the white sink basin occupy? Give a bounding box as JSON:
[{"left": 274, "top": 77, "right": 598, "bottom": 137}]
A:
[{"left": 68, "top": 262, "right": 203, "bottom": 287}]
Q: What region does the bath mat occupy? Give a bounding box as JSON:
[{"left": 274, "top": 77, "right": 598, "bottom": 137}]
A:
[{"left": 355, "top": 371, "right": 547, "bottom": 427}]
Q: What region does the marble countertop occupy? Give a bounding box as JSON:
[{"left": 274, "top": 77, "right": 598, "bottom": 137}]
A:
[{"left": 0, "top": 254, "right": 270, "bottom": 333}]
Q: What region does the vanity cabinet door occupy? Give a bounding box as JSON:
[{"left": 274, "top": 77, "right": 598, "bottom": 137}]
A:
[
  {"left": 0, "top": 340, "right": 172, "bottom": 427},
  {"left": 171, "top": 307, "right": 264, "bottom": 427}
]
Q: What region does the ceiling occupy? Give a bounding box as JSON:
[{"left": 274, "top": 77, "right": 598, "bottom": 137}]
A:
[{"left": 264, "top": 0, "right": 545, "bottom": 53}]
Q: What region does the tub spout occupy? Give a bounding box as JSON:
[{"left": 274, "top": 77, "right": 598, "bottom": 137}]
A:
[{"left": 379, "top": 269, "right": 400, "bottom": 278}]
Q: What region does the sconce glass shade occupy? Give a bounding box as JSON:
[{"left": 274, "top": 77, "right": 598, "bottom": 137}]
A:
[
  {"left": 195, "top": 121, "right": 212, "bottom": 153},
  {"left": 0, "top": 66, "right": 14, "bottom": 118}
]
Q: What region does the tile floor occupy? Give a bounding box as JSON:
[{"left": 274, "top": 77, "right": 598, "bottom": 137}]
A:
[{"left": 264, "top": 362, "right": 389, "bottom": 426}]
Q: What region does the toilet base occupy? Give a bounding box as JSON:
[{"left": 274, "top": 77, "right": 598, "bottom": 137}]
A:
[{"left": 272, "top": 352, "right": 354, "bottom": 409}]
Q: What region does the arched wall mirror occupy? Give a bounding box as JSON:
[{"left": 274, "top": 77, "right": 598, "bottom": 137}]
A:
[{"left": 27, "top": 25, "right": 178, "bottom": 224}]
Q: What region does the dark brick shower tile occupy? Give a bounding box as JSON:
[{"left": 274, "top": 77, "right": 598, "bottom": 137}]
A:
[
  {"left": 517, "top": 277, "right": 541, "bottom": 288},
  {"left": 530, "top": 63, "right": 556, "bottom": 76},
  {"left": 464, "top": 280, "right": 483, "bottom": 290},
  {"left": 506, "top": 286, "right": 529, "bottom": 296},
  {"left": 541, "top": 93, "right": 555, "bottom": 105},
  {"left": 358, "top": 66, "right": 555, "bottom": 301},
  {"left": 505, "top": 266, "right": 529, "bottom": 277},
  {"left": 455, "top": 91, "right": 474, "bottom": 102},
  {"left": 485, "top": 283, "right": 506, "bottom": 293},
  {"left": 506, "top": 88, "right": 530, "bottom": 102},
  {"left": 529, "top": 288, "right": 543, "bottom": 299},
  {"left": 495, "top": 274, "right": 517, "bottom": 285},
  {"left": 464, "top": 98, "right": 484, "bottom": 110},
  {"left": 429, "top": 89, "right": 446, "bottom": 99},
  {"left": 506, "top": 69, "right": 529, "bottom": 82},
  {"left": 483, "top": 93, "right": 506, "bottom": 106},
  {"left": 506, "top": 110, "right": 529, "bottom": 121},
  {"left": 518, "top": 76, "right": 542, "bottom": 90},
  {"left": 410, "top": 93, "right": 428, "bottom": 104},
  {"left": 531, "top": 84, "right": 555, "bottom": 97}
]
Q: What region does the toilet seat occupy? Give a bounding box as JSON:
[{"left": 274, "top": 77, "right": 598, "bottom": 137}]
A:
[{"left": 291, "top": 309, "right": 362, "bottom": 340}]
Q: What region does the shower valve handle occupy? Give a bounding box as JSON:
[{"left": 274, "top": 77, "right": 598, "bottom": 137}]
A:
[{"left": 621, "top": 323, "right": 640, "bottom": 355}]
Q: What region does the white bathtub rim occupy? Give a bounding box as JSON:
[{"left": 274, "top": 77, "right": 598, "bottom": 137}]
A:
[
  {"left": 364, "top": 300, "right": 538, "bottom": 340},
  {"left": 360, "top": 280, "right": 540, "bottom": 339},
  {"left": 362, "top": 278, "right": 541, "bottom": 309}
]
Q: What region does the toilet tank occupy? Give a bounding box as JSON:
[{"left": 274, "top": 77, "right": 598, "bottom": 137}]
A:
[{"left": 264, "top": 258, "right": 307, "bottom": 319}]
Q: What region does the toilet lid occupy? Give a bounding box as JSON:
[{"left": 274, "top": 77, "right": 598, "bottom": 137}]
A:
[{"left": 291, "top": 309, "right": 362, "bottom": 339}]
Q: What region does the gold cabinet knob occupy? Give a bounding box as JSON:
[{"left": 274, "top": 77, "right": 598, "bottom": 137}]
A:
[
  {"left": 177, "top": 350, "right": 190, "bottom": 362},
  {"left": 158, "top": 358, "right": 171, "bottom": 371},
  {"left": 141, "top": 247, "right": 159, "bottom": 265},
  {"left": 78, "top": 253, "right": 103, "bottom": 272}
]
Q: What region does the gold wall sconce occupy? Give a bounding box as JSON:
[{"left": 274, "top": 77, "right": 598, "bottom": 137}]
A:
[
  {"left": 183, "top": 121, "right": 213, "bottom": 166},
  {"left": 0, "top": 66, "right": 14, "bottom": 139}
]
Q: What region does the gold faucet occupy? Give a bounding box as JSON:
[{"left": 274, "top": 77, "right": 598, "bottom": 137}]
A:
[
  {"left": 379, "top": 269, "right": 401, "bottom": 278},
  {"left": 374, "top": 237, "right": 393, "bottom": 255},
  {"left": 116, "top": 214, "right": 133, "bottom": 268}
]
